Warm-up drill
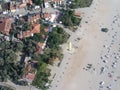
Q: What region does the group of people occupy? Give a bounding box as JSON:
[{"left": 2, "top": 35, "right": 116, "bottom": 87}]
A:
[{"left": 98, "top": 14, "right": 120, "bottom": 90}]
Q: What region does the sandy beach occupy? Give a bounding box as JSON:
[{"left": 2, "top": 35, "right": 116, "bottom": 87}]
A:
[{"left": 48, "top": 0, "right": 120, "bottom": 90}]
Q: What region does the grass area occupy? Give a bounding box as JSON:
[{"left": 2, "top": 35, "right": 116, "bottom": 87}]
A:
[{"left": 69, "top": 0, "right": 93, "bottom": 9}]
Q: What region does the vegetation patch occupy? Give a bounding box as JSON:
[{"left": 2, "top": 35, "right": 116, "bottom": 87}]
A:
[
  {"left": 69, "top": 0, "right": 93, "bottom": 9},
  {"left": 60, "top": 9, "right": 81, "bottom": 27},
  {"left": 31, "top": 26, "right": 69, "bottom": 89},
  {"left": 0, "top": 85, "right": 14, "bottom": 90},
  {"left": 101, "top": 28, "right": 109, "bottom": 33}
]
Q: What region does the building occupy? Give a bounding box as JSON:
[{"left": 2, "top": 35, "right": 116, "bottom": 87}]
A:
[
  {"left": 31, "top": 23, "right": 41, "bottom": 33},
  {"left": 24, "top": 73, "right": 35, "bottom": 83},
  {"left": 24, "top": 59, "right": 38, "bottom": 83},
  {"left": 24, "top": 13, "right": 40, "bottom": 23},
  {"left": 19, "top": 0, "right": 33, "bottom": 8},
  {"left": 43, "top": 12, "right": 57, "bottom": 23},
  {"left": 50, "top": 14, "right": 57, "bottom": 23},
  {"left": 5, "top": 2, "right": 17, "bottom": 12},
  {"left": 44, "top": 0, "right": 51, "bottom": 8},
  {"left": 17, "top": 12, "right": 41, "bottom": 39},
  {"left": 17, "top": 23, "right": 40, "bottom": 39},
  {"left": 0, "top": 17, "right": 13, "bottom": 35},
  {"left": 74, "top": 12, "right": 81, "bottom": 17},
  {"left": 36, "top": 42, "right": 43, "bottom": 54},
  {"left": 51, "top": 0, "right": 65, "bottom": 5},
  {"left": 19, "top": 0, "right": 33, "bottom": 5},
  {"left": 43, "top": 12, "right": 51, "bottom": 21}
]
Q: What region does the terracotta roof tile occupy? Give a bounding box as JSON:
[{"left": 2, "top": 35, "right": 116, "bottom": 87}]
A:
[
  {"left": 0, "top": 18, "right": 13, "bottom": 35},
  {"left": 37, "top": 42, "right": 43, "bottom": 54},
  {"left": 25, "top": 73, "right": 35, "bottom": 82},
  {"left": 74, "top": 12, "right": 81, "bottom": 17},
  {"left": 31, "top": 23, "right": 40, "bottom": 33},
  {"left": 17, "top": 23, "right": 40, "bottom": 39}
]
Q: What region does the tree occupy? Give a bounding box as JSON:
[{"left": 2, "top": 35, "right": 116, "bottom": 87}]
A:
[
  {"left": 0, "top": 57, "right": 4, "bottom": 66},
  {"left": 0, "top": 41, "right": 10, "bottom": 49},
  {"left": 47, "top": 26, "right": 69, "bottom": 49},
  {"left": 101, "top": 28, "right": 109, "bottom": 32},
  {"left": 4, "top": 50, "right": 17, "bottom": 64},
  {"left": 30, "top": 33, "right": 45, "bottom": 43},
  {"left": 32, "top": 0, "right": 44, "bottom": 14},
  {"left": 10, "top": 42, "right": 23, "bottom": 52},
  {"left": 23, "top": 39, "right": 37, "bottom": 56},
  {"left": 71, "top": 16, "right": 81, "bottom": 26},
  {"left": 1, "top": 0, "right": 6, "bottom": 11},
  {"left": 32, "top": 0, "right": 43, "bottom": 5},
  {"left": 22, "top": 22, "right": 31, "bottom": 31},
  {"left": 61, "top": 9, "right": 81, "bottom": 27},
  {"left": 32, "top": 61, "right": 50, "bottom": 90}
]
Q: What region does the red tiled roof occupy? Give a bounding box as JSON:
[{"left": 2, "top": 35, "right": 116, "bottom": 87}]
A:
[
  {"left": 28, "top": 0, "right": 33, "bottom": 4},
  {"left": 23, "top": 30, "right": 32, "bottom": 37},
  {"left": 17, "top": 30, "right": 31, "bottom": 38},
  {"left": 19, "top": 3, "right": 27, "bottom": 8},
  {"left": 37, "top": 42, "right": 43, "bottom": 54},
  {"left": 26, "top": 64, "right": 32, "bottom": 72},
  {"left": 24, "top": 59, "right": 38, "bottom": 82},
  {"left": 74, "top": 12, "right": 81, "bottom": 17},
  {"left": 31, "top": 23, "right": 40, "bottom": 33},
  {"left": 0, "top": 18, "right": 13, "bottom": 35},
  {"left": 37, "top": 42, "right": 43, "bottom": 48},
  {"left": 18, "top": 23, "right": 40, "bottom": 39},
  {"left": 25, "top": 73, "right": 35, "bottom": 82}
]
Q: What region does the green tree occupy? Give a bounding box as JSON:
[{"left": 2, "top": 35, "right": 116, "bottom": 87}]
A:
[
  {"left": 47, "top": 26, "right": 69, "bottom": 49},
  {"left": 0, "top": 41, "right": 10, "bottom": 49},
  {"left": 32, "top": 61, "right": 50, "bottom": 90},
  {"left": 5, "top": 50, "right": 17, "bottom": 63},
  {"left": 32, "top": 0, "right": 43, "bottom": 5},
  {"left": 10, "top": 42, "right": 23, "bottom": 52},
  {"left": 61, "top": 9, "right": 81, "bottom": 27},
  {"left": 23, "top": 39, "right": 37, "bottom": 56},
  {"left": 0, "top": 57, "right": 4, "bottom": 66}
]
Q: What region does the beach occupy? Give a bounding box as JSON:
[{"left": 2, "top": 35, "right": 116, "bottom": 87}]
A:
[{"left": 48, "top": 0, "right": 120, "bottom": 90}]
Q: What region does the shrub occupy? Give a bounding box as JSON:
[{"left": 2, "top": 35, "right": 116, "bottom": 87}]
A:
[{"left": 101, "top": 28, "right": 109, "bottom": 32}]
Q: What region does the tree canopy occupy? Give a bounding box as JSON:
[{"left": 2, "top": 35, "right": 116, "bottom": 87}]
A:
[
  {"left": 32, "top": 0, "right": 43, "bottom": 5},
  {"left": 47, "top": 26, "right": 70, "bottom": 49},
  {"left": 0, "top": 40, "right": 24, "bottom": 82},
  {"left": 61, "top": 9, "right": 81, "bottom": 27}
]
